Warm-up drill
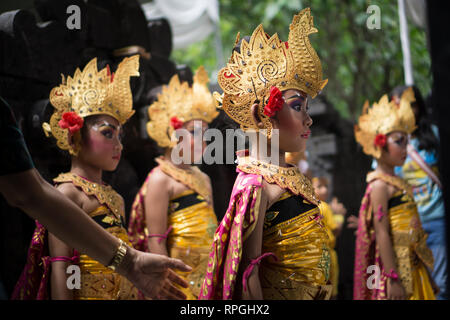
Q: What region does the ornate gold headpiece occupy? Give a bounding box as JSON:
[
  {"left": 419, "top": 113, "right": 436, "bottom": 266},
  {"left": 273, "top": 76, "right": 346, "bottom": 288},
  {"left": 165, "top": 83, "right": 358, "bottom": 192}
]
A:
[
  {"left": 146, "top": 66, "right": 219, "bottom": 148},
  {"left": 43, "top": 55, "right": 140, "bottom": 155},
  {"left": 216, "top": 8, "right": 327, "bottom": 138},
  {"left": 354, "top": 87, "right": 416, "bottom": 159}
]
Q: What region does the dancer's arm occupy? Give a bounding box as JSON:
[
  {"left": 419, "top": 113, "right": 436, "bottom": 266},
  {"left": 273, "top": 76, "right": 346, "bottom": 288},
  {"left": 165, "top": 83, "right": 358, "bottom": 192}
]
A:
[
  {"left": 144, "top": 169, "right": 171, "bottom": 256},
  {"left": 0, "top": 168, "right": 190, "bottom": 299},
  {"left": 371, "top": 180, "right": 406, "bottom": 300}
]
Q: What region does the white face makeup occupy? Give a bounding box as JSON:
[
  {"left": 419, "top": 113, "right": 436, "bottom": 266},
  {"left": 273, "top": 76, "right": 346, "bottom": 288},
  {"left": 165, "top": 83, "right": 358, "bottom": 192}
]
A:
[{"left": 90, "top": 120, "right": 123, "bottom": 141}]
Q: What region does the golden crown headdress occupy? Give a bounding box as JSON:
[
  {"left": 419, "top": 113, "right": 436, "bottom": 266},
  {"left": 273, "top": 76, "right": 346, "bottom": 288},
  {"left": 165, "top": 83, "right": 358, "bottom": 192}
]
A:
[
  {"left": 354, "top": 87, "right": 416, "bottom": 159},
  {"left": 216, "top": 8, "right": 327, "bottom": 138},
  {"left": 146, "top": 66, "right": 219, "bottom": 148},
  {"left": 42, "top": 55, "right": 140, "bottom": 155}
]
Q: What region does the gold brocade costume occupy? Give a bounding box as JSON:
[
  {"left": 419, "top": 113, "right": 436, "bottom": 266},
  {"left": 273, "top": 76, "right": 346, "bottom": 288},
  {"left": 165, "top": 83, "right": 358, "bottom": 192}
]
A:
[
  {"left": 167, "top": 190, "right": 218, "bottom": 299},
  {"left": 364, "top": 172, "right": 435, "bottom": 300},
  {"left": 54, "top": 173, "right": 138, "bottom": 300},
  {"left": 128, "top": 158, "right": 218, "bottom": 299},
  {"left": 318, "top": 201, "right": 339, "bottom": 297},
  {"left": 239, "top": 158, "right": 332, "bottom": 300},
  {"left": 386, "top": 191, "right": 435, "bottom": 299}
]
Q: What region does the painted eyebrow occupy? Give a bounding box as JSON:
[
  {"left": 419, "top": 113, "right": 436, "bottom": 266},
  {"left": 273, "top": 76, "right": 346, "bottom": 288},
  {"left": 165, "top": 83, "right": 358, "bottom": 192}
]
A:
[
  {"left": 285, "top": 94, "right": 306, "bottom": 101},
  {"left": 96, "top": 122, "right": 120, "bottom": 130}
]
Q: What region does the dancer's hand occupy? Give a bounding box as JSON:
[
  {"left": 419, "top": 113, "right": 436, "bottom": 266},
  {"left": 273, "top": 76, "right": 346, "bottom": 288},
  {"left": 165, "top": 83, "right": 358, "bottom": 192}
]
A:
[
  {"left": 330, "top": 197, "right": 347, "bottom": 216},
  {"left": 387, "top": 279, "right": 406, "bottom": 300},
  {"left": 346, "top": 215, "right": 359, "bottom": 235},
  {"left": 118, "top": 247, "right": 192, "bottom": 299}
]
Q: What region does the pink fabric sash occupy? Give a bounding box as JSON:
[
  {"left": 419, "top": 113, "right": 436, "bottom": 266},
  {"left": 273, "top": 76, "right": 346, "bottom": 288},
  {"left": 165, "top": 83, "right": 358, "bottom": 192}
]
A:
[
  {"left": 128, "top": 170, "right": 155, "bottom": 252},
  {"left": 407, "top": 143, "right": 442, "bottom": 189},
  {"left": 199, "top": 170, "right": 262, "bottom": 300},
  {"left": 242, "top": 252, "right": 277, "bottom": 292},
  {"left": 11, "top": 221, "right": 79, "bottom": 300}
]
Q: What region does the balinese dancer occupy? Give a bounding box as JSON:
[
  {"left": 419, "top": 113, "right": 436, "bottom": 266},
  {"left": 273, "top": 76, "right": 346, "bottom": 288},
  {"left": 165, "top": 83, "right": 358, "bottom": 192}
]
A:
[
  {"left": 353, "top": 88, "right": 437, "bottom": 300},
  {"left": 127, "top": 67, "right": 219, "bottom": 300},
  {"left": 13, "top": 56, "right": 141, "bottom": 300},
  {"left": 199, "top": 8, "right": 332, "bottom": 300}
]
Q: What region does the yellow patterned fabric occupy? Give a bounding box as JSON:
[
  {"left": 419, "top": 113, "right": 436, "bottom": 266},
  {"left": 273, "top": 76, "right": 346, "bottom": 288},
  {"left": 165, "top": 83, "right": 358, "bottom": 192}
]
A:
[
  {"left": 386, "top": 191, "right": 435, "bottom": 300},
  {"left": 167, "top": 190, "right": 218, "bottom": 299},
  {"left": 75, "top": 205, "right": 138, "bottom": 300},
  {"left": 53, "top": 173, "right": 138, "bottom": 300},
  {"left": 260, "top": 192, "right": 332, "bottom": 299},
  {"left": 318, "top": 201, "right": 339, "bottom": 297}
]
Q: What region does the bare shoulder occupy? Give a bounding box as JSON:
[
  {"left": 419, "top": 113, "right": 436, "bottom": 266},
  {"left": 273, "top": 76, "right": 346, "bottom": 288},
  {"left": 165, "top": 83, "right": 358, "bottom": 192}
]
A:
[
  {"left": 148, "top": 167, "right": 171, "bottom": 185},
  {"left": 261, "top": 179, "right": 284, "bottom": 209},
  {"left": 56, "top": 182, "right": 83, "bottom": 206},
  {"left": 370, "top": 179, "right": 390, "bottom": 201},
  {"left": 145, "top": 167, "right": 171, "bottom": 193}
]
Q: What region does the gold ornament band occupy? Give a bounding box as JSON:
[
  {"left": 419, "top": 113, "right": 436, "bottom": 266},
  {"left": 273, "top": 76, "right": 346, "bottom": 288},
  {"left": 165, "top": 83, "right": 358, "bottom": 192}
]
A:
[
  {"left": 107, "top": 239, "right": 127, "bottom": 271},
  {"left": 237, "top": 155, "right": 319, "bottom": 206}
]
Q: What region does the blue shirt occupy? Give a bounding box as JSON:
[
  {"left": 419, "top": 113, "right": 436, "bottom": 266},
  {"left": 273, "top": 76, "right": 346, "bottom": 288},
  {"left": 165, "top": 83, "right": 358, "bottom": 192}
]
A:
[{"left": 394, "top": 126, "right": 444, "bottom": 223}]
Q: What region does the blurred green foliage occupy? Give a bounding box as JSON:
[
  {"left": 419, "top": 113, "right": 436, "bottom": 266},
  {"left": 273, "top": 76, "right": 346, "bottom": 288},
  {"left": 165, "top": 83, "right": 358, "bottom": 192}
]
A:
[{"left": 171, "top": 0, "right": 431, "bottom": 120}]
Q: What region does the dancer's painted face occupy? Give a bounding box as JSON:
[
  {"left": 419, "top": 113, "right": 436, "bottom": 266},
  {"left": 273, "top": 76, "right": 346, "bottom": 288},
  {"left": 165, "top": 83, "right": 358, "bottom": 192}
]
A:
[
  {"left": 179, "top": 119, "right": 208, "bottom": 164},
  {"left": 77, "top": 115, "right": 123, "bottom": 171},
  {"left": 274, "top": 89, "right": 312, "bottom": 153},
  {"left": 380, "top": 131, "right": 408, "bottom": 167}
]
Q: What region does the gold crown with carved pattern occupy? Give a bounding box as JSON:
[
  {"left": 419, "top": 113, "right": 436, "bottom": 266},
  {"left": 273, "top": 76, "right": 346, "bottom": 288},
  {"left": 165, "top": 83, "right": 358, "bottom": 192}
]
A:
[
  {"left": 215, "top": 8, "right": 327, "bottom": 138},
  {"left": 146, "top": 66, "right": 219, "bottom": 148},
  {"left": 42, "top": 55, "right": 140, "bottom": 155},
  {"left": 354, "top": 87, "right": 416, "bottom": 159}
]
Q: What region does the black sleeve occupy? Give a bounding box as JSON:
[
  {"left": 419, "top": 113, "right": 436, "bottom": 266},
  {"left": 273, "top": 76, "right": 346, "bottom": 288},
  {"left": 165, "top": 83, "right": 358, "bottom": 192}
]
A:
[{"left": 0, "top": 96, "right": 35, "bottom": 176}]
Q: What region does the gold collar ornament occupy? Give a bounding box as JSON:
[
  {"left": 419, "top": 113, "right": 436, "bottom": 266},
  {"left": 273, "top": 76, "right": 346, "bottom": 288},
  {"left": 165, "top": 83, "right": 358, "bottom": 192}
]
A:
[
  {"left": 146, "top": 66, "right": 219, "bottom": 148},
  {"left": 215, "top": 8, "right": 327, "bottom": 138},
  {"left": 237, "top": 155, "right": 319, "bottom": 205},
  {"left": 156, "top": 157, "right": 212, "bottom": 204},
  {"left": 355, "top": 87, "right": 416, "bottom": 159},
  {"left": 366, "top": 171, "right": 414, "bottom": 198},
  {"left": 53, "top": 172, "right": 124, "bottom": 220},
  {"left": 42, "top": 55, "right": 140, "bottom": 156}
]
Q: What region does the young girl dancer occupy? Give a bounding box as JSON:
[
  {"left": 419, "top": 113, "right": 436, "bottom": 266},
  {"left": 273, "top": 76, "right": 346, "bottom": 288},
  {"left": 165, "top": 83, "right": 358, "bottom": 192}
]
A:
[{"left": 353, "top": 88, "right": 437, "bottom": 300}]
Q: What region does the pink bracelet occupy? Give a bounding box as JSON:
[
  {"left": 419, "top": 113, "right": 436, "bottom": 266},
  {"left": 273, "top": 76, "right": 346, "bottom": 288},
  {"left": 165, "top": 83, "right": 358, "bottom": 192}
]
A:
[
  {"left": 242, "top": 252, "right": 277, "bottom": 292},
  {"left": 148, "top": 226, "right": 173, "bottom": 244},
  {"left": 50, "top": 250, "right": 80, "bottom": 264},
  {"left": 383, "top": 269, "right": 399, "bottom": 281}
]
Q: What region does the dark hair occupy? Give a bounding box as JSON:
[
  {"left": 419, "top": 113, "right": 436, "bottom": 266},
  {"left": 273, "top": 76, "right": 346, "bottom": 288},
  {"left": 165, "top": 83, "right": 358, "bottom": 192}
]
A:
[
  {"left": 232, "top": 36, "right": 251, "bottom": 54},
  {"left": 390, "top": 85, "right": 439, "bottom": 153}
]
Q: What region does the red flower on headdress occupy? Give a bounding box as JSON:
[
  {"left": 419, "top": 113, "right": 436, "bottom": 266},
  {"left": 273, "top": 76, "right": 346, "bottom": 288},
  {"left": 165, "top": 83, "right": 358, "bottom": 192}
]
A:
[
  {"left": 263, "top": 86, "right": 284, "bottom": 118},
  {"left": 58, "top": 112, "right": 84, "bottom": 134},
  {"left": 170, "top": 116, "right": 184, "bottom": 130},
  {"left": 374, "top": 133, "right": 387, "bottom": 148}
]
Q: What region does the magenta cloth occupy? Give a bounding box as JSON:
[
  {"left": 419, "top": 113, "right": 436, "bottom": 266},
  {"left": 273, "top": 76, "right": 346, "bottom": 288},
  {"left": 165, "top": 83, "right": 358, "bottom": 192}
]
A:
[
  {"left": 11, "top": 221, "right": 79, "bottom": 300},
  {"left": 199, "top": 170, "right": 263, "bottom": 300},
  {"left": 148, "top": 225, "right": 173, "bottom": 244},
  {"left": 242, "top": 252, "right": 277, "bottom": 292}
]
